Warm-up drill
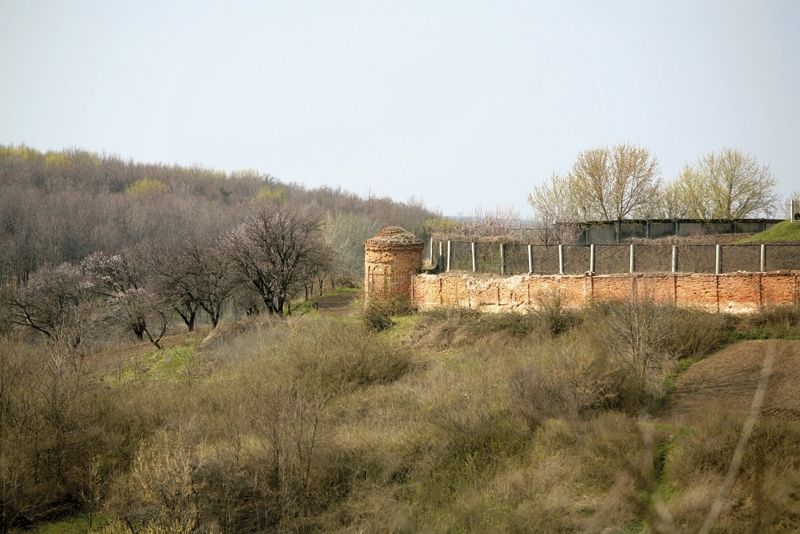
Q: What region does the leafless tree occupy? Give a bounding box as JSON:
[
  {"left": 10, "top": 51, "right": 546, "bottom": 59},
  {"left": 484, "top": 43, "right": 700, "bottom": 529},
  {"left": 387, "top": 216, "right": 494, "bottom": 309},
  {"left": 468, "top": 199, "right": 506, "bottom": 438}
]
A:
[
  {"left": 5, "top": 264, "right": 95, "bottom": 350},
  {"left": 109, "top": 288, "right": 170, "bottom": 349},
  {"left": 82, "top": 251, "right": 170, "bottom": 347},
  {"left": 143, "top": 244, "right": 204, "bottom": 332},
  {"left": 672, "top": 148, "right": 778, "bottom": 219},
  {"left": 322, "top": 212, "right": 380, "bottom": 281},
  {"left": 527, "top": 175, "right": 584, "bottom": 243},
  {"left": 567, "top": 144, "right": 662, "bottom": 220},
  {"left": 528, "top": 173, "right": 579, "bottom": 224},
  {"left": 223, "top": 206, "right": 332, "bottom": 316},
  {"left": 0, "top": 144, "right": 433, "bottom": 289}
]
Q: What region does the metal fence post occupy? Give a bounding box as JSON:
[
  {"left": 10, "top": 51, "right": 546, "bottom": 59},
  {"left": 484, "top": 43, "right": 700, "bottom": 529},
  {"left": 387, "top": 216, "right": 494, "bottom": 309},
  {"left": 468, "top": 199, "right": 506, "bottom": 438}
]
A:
[
  {"left": 589, "top": 243, "right": 595, "bottom": 273},
  {"left": 760, "top": 244, "right": 766, "bottom": 273},
  {"left": 715, "top": 244, "right": 721, "bottom": 275},
  {"left": 446, "top": 240, "right": 451, "bottom": 272},
  {"left": 629, "top": 244, "right": 635, "bottom": 274},
  {"left": 471, "top": 241, "right": 476, "bottom": 273},
  {"left": 558, "top": 244, "right": 564, "bottom": 275},
  {"left": 671, "top": 245, "right": 677, "bottom": 273},
  {"left": 527, "top": 244, "right": 532, "bottom": 274},
  {"left": 500, "top": 243, "right": 505, "bottom": 275}
]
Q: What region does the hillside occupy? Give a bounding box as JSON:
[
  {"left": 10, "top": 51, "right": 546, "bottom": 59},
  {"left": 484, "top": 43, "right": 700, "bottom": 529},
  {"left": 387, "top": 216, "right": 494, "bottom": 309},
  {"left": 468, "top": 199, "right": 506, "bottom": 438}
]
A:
[
  {"left": 670, "top": 339, "right": 800, "bottom": 418},
  {"left": 7, "top": 296, "right": 800, "bottom": 532},
  {"left": 736, "top": 221, "right": 800, "bottom": 244},
  {"left": 0, "top": 144, "right": 435, "bottom": 285}
]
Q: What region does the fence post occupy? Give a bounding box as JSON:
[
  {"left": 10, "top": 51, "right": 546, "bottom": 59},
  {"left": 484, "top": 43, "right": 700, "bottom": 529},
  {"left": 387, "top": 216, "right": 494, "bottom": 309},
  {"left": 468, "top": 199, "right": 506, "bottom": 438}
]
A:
[
  {"left": 671, "top": 245, "right": 677, "bottom": 273},
  {"left": 589, "top": 243, "right": 595, "bottom": 274},
  {"left": 715, "top": 244, "right": 721, "bottom": 275},
  {"left": 558, "top": 244, "right": 564, "bottom": 275},
  {"left": 527, "top": 244, "right": 532, "bottom": 274},
  {"left": 629, "top": 244, "right": 635, "bottom": 274},
  {"left": 471, "top": 241, "right": 476, "bottom": 273},
  {"left": 446, "top": 240, "right": 451, "bottom": 272},
  {"left": 500, "top": 243, "right": 505, "bottom": 275},
  {"left": 760, "top": 244, "right": 766, "bottom": 273},
  {"left": 429, "top": 237, "right": 433, "bottom": 265}
]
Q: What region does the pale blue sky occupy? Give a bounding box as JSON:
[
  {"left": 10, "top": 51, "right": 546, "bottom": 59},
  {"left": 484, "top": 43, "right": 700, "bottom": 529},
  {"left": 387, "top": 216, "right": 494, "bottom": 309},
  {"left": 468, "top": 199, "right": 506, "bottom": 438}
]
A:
[{"left": 1, "top": 1, "right": 798, "bottom": 216}]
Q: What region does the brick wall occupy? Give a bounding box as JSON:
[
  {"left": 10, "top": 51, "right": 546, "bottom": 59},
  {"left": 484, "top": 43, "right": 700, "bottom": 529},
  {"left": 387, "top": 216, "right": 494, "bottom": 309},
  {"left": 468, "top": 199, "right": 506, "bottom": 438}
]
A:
[
  {"left": 411, "top": 271, "right": 800, "bottom": 314},
  {"left": 365, "top": 247, "right": 422, "bottom": 304}
]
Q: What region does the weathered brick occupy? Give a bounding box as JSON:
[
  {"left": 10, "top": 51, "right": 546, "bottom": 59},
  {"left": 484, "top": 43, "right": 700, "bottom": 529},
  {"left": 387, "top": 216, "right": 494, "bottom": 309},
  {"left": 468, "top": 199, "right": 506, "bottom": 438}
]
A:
[{"left": 365, "top": 230, "right": 799, "bottom": 314}]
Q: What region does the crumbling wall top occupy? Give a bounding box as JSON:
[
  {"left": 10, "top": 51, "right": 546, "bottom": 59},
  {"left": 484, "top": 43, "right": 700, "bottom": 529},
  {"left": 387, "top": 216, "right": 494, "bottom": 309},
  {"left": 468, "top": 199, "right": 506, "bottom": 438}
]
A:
[{"left": 365, "top": 226, "right": 423, "bottom": 250}]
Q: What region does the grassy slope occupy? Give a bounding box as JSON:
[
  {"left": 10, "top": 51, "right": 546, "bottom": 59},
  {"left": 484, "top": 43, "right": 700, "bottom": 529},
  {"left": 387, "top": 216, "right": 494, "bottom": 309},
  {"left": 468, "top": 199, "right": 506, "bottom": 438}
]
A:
[
  {"left": 21, "top": 302, "right": 800, "bottom": 533},
  {"left": 736, "top": 220, "right": 800, "bottom": 243}
]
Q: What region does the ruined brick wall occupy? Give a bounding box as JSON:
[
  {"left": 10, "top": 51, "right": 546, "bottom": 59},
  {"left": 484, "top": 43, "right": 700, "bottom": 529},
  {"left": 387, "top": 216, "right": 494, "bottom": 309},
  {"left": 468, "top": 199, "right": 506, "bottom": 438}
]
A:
[
  {"left": 411, "top": 271, "right": 800, "bottom": 314},
  {"left": 365, "top": 227, "right": 423, "bottom": 305}
]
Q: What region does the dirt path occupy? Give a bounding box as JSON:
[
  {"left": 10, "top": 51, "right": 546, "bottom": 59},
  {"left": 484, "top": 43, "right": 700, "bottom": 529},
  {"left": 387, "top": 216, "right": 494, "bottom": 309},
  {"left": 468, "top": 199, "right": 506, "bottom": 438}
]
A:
[
  {"left": 315, "top": 290, "right": 359, "bottom": 316},
  {"left": 669, "top": 339, "right": 800, "bottom": 419}
]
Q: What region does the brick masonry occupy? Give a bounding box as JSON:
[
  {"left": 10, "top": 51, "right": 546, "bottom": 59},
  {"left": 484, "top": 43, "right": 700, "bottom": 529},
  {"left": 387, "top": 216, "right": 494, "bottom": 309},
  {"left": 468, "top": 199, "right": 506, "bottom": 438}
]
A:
[
  {"left": 364, "top": 227, "right": 423, "bottom": 305},
  {"left": 411, "top": 271, "right": 800, "bottom": 314},
  {"left": 365, "top": 227, "right": 799, "bottom": 313}
]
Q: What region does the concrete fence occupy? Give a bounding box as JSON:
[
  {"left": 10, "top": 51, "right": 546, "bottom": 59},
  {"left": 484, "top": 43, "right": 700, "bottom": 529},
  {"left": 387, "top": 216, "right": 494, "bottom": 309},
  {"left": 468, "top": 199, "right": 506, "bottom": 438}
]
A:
[
  {"left": 429, "top": 239, "right": 800, "bottom": 276},
  {"left": 575, "top": 218, "right": 782, "bottom": 244}
]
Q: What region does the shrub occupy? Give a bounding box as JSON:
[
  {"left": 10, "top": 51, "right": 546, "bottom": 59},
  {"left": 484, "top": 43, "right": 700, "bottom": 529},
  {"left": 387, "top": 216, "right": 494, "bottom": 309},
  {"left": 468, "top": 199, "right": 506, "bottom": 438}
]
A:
[
  {"left": 533, "top": 289, "right": 579, "bottom": 336},
  {"left": 590, "top": 300, "right": 684, "bottom": 410},
  {"left": 659, "top": 307, "right": 730, "bottom": 359},
  {"left": 737, "top": 304, "right": 800, "bottom": 339},
  {"left": 363, "top": 301, "right": 394, "bottom": 331},
  {"left": 247, "top": 319, "right": 413, "bottom": 394},
  {"left": 509, "top": 337, "right": 620, "bottom": 429},
  {"left": 664, "top": 414, "right": 800, "bottom": 531},
  {"left": 108, "top": 426, "right": 203, "bottom": 533},
  {"left": 363, "top": 296, "right": 415, "bottom": 332}
]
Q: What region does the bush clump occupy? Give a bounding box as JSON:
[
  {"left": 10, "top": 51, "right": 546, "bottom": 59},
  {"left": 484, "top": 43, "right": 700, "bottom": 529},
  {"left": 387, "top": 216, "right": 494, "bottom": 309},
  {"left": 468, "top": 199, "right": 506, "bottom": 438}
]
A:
[
  {"left": 363, "top": 297, "right": 415, "bottom": 332},
  {"left": 363, "top": 301, "right": 394, "bottom": 332}
]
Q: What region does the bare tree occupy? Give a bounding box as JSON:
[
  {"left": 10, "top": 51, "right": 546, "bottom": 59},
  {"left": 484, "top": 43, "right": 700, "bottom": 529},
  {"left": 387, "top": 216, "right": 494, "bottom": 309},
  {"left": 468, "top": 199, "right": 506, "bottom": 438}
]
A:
[
  {"left": 528, "top": 174, "right": 583, "bottom": 244},
  {"left": 110, "top": 288, "right": 170, "bottom": 349},
  {"left": 322, "top": 212, "right": 380, "bottom": 281},
  {"left": 192, "top": 245, "right": 237, "bottom": 328},
  {"left": 82, "top": 251, "right": 170, "bottom": 347},
  {"left": 5, "top": 264, "right": 95, "bottom": 350},
  {"left": 528, "top": 173, "right": 578, "bottom": 223},
  {"left": 223, "top": 206, "right": 332, "bottom": 316},
  {"left": 144, "top": 245, "right": 204, "bottom": 332},
  {"left": 568, "top": 144, "right": 662, "bottom": 220},
  {"left": 672, "top": 148, "right": 778, "bottom": 219}
]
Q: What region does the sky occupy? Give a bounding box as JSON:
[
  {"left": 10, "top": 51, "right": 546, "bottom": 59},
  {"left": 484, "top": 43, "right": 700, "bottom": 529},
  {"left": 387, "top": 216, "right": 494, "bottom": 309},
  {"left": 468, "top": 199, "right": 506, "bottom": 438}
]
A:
[{"left": 1, "top": 1, "right": 798, "bottom": 216}]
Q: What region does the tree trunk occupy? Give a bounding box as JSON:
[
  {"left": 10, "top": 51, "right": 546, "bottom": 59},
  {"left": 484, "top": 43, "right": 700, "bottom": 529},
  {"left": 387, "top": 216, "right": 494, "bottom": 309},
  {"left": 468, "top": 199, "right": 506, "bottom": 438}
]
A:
[
  {"left": 132, "top": 322, "right": 145, "bottom": 341},
  {"left": 176, "top": 306, "right": 196, "bottom": 332}
]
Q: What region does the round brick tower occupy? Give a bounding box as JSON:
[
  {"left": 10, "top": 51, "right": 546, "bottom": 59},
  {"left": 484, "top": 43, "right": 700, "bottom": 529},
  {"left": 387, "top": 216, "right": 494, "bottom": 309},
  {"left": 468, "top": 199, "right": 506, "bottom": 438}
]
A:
[{"left": 364, "top": 226, "right": 423, "bottom": 305}]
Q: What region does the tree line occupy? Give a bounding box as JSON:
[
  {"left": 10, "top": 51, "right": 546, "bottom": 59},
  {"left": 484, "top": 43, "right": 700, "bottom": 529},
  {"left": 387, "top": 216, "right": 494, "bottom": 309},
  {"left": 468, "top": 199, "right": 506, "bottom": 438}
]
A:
[
  {"left": 0, "top": 144, "right": 432, "bottom": 286},
  {"left": 529, "top": 145, "right": 782, "bottom": 224},
  {"left": 3, "top": 204, "right": 341, "bottom": 351},
  {"left": 0, "top": 144, "right": 437, "bottom": 348}
]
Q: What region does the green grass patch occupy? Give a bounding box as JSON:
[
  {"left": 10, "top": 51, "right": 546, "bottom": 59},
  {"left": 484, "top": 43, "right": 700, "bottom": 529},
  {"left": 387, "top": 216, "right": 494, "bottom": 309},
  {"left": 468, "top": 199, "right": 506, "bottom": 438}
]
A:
[
  {"left": 23, "top": 514, "right": 109, "bottom": 533},
  {"left": 120, "top": 338, "right": 198, "bottom": 381},
  {"left": 290, "top": 299, "right": 318, "bottom": 315},
  {"left": 326, "top": 286, "right": 361, "bottom": 297},
  {"left": 736, "top": 220, "right": 800, "bottom": 243}
]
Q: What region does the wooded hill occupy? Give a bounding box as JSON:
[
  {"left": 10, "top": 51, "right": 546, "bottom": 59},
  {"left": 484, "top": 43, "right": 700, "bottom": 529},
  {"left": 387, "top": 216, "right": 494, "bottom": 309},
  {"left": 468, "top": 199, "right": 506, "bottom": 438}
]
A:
[{"left": 0, "top": 145, "right": 433, "bottom": 285}]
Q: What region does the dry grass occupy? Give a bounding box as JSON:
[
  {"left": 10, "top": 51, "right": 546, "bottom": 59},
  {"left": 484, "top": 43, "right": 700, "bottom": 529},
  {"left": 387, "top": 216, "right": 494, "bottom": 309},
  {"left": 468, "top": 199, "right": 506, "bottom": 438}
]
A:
[{"left": 5, "top": 304, "right": 800, "bottom": 532}]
